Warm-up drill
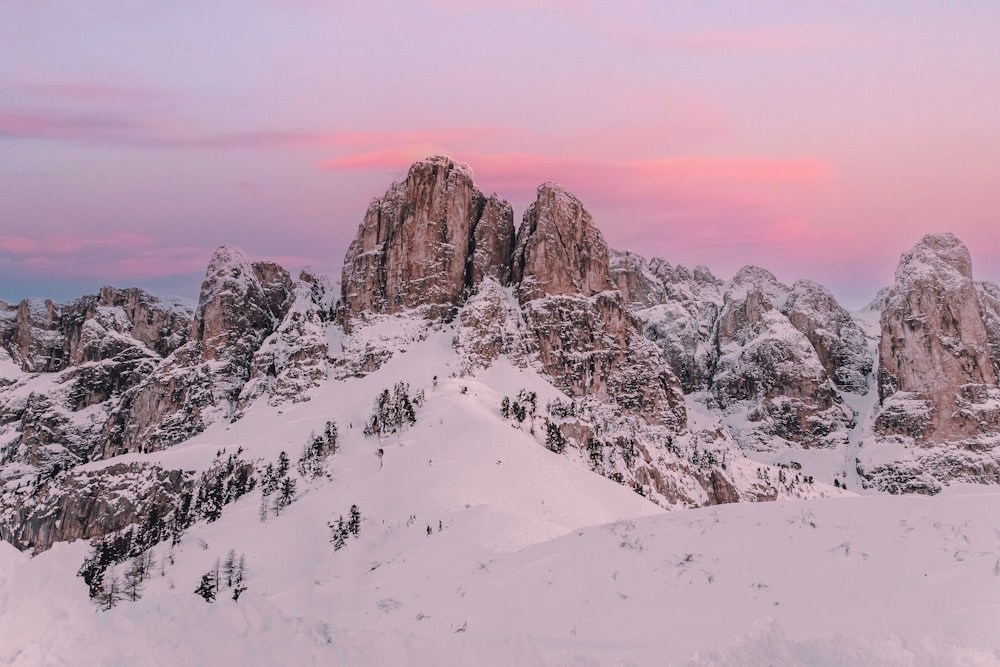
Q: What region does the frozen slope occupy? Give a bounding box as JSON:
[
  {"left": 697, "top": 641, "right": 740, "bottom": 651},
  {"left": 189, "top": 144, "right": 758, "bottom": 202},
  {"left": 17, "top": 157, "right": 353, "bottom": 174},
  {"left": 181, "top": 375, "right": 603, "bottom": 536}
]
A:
[{"left": 1, "top": 329, "right": 998, "bottom": 666}]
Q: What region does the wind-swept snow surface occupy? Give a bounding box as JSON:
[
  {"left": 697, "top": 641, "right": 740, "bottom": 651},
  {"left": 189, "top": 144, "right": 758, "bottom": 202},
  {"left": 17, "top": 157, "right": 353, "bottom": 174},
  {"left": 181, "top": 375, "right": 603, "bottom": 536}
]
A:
[{"left": 1, "top": 327, "right": 998, "bottom": 665}]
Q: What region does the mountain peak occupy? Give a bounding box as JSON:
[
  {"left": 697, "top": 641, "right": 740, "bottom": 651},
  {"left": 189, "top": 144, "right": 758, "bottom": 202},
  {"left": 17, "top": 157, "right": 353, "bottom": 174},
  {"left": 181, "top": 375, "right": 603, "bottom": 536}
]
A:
[
  {"left": 408, "top": 154, "right": 475, "bottom": 183},
  {"left": 897, "top": 232, "right": 973, "bottom": 282}
]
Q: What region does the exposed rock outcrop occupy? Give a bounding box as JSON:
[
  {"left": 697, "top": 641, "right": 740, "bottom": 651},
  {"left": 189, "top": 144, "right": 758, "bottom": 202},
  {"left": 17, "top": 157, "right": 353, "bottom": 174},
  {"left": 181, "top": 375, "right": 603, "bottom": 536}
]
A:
[
  {"left": 862, "top": 233, "right": 1000, "bottom": 491},
  {"left": 104, "top": 247, "right": 294, "bottom": 456},
  {"left": 239, "top": 269, "right": 335, "bottom": 407},
  {"left": 339, "top": 156, "right": 514, "bottom": 330},
  {"left": 639, "top": 261, "right": 724, "bottom": 393},
  {"left": 512, "top": 183, "right": 614, "bottom": 301},
  {"left": 976, "top": 281, "right": 1000, "bottom": 379},
  {"left": 0, "top": 462, "right": 192, "bottom": 553},
  {"left": 781, "top": 279, "right": 872, "bottom": 394},
  {"left": 453, "top": 278, "right": 535, "bottom": 372},
  {"left": 0, "top": 289, "right": 192, "bottom": 373},
  {"left": 876, "top": 233, "right": 996, "bottom": 434},
  {"left": 627, "top": 259, "right": 865, "bottom": 449},
  {"left": 711, "top": 268, "right": 854, "bottom": 449},
  {"left": 511, "top": 184, "right": 685, "bottom": 429},
  {"left": 609, "top": 250, "right": 667, "bottom": 308}
]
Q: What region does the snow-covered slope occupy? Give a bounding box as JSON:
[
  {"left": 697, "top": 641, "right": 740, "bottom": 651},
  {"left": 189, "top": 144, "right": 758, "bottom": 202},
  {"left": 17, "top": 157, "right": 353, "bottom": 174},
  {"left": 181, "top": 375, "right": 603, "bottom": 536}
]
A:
[{"left": 1, "top": 323, "right": 998, "bottom": 665}]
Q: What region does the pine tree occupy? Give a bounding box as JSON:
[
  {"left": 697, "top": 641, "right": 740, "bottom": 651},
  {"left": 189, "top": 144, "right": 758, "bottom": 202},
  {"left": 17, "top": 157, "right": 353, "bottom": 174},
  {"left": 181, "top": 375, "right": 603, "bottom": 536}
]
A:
[
  {"left": 324, "top": 420, "right": 338, "bottom": 451},
  {"left": 545, "top": 422, "right": 567, "bottom": 454},
  {"left": 195, "top": 572, "right": 216, "bottom": 602},
  {"left": 258, "top": 493, "right": 269, "bottom": 522},
  {"left": 96, "top": 571, "right": 123, "bottom": 611},
  {"left": 348, "top": 505, "right": 361, "bottom": 536},
  {"left": 330, "top": 517, "right": 347, "bottom": 551},
  {"left": 279, "top": 477, "right": 297, "bottom": 508},
  {"left": 223, "top": 549, "right": 237, "bottom": 588},
  {"left": 123, "top": 560, "right": 144, "bottom": 602}
]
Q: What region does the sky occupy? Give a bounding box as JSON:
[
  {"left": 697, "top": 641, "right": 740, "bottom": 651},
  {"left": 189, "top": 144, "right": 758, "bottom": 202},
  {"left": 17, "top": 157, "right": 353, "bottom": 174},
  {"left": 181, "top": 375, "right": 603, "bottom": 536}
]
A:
[{"left": 1, "top": 1, "right": 999, "bottom": 308}]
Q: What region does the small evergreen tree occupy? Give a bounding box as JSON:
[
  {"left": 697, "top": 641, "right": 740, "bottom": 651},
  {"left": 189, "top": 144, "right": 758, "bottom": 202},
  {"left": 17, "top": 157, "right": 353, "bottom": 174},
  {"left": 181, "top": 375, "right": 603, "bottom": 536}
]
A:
[
  {"left": 123, "top": 562, "right": 144, "bottom": 602},
  {"left": 195, "top": 572, "right": 216, "bottom": 602},
  {"left": 258, "top": 493, "right": 269, "bottom": 522},
  {"left": 223, "top": 549, "right": 237, "bottom": 588},
  {"left": 348, "top": 505, "right": 361, "bottom": 536},
  {"left": 96, "top": 571, "right": 123, "bottom": 611},
  {"left": 545, "top": 422, "right": 567, "bottom": 454},
  {"left": 329, "top": 517, "right": 347, "bottom": 551},
  {"left": 278, "top": 477, "right": 297, "bottom": 509}
]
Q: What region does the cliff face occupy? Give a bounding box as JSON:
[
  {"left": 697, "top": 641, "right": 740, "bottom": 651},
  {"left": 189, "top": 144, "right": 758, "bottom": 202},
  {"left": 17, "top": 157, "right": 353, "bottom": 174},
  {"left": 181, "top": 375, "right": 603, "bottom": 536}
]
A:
[
  {"left": 509, "top": 183, "right": 685, "bottom": 429},
  {"left": 860, "top": 234, "right": 1000, "bottom": 491},
  {"left": 877, "top": 233, "right": 995, "bottom": 404},
  {"left": 0, "top": 246, "right": 330, "bottom": 470},
  {"left": 618, "top": 254, "right": 869, "bottom": 451},
  {"left": 512, "top": 183, "right": 615, "bottom": 301},
  {"left": 339, "top": 156, "right": 515, "bottom": 330},
  {"left": 0, "top": 288, "right": 191, "bottom": 374},
  {"left": 106, "top": 247, "right": 299, "bottom": 456}
]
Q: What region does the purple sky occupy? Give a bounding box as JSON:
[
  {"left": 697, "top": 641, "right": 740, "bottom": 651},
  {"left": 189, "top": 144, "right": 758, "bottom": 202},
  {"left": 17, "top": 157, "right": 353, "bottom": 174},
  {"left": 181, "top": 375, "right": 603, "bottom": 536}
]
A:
[{"left": 2, "top": 1, "right": 999, "bottom": 308}]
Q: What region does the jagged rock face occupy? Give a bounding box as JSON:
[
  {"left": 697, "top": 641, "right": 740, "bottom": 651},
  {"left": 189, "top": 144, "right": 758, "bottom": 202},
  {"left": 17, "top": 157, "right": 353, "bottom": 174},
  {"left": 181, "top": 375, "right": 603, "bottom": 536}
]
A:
[
  {"left": 522, "top": 294, "right": 685, "bottom": 429},
  {"left": 639, "top": 261, "right": 724, "bottom": 393},
  {"left": 453, "top": 279, "right": 535, "bottom": 373},
  {"left": 712, "top": 274, "right": 853, "bottom": 449},
  {"left": 513, "top": 183, "right": 615, "bottom": 302},
  {"left": 509, "top": 185, "right": 685, "bottom": 428},
  {"left": 0, "top": 289, "right": 192, "bottom": 374},
  {"left": 630, "top": 260, "right": 868, "bottom": 449},
  {"left": 2, "top": 299, "right": 65, "bottom": 372},
  {"left": 976, "top": 281, "right": 1000, "bottom": 379},
  {"left": 609, "top": 250, "right": 667, "bottom": 308},
  {"left": 859, "top": 234, "right": 1000, "bottom": 492},
  {"left": 95, "top": 287, "right": 191, "bottom": 358},
  {"left": 471, "top": 195, "right": 516, "bottom": 288},
  {"left": 876, "top": 233, "right": 996, "bottom": 443},
  {"left": 781, "top": 280, "right": 872, "bottom": 394},
  {"left": 340, "top": 156, "right": 514, "bottom": 330},
  {"left": 0, "top": 290, "right": 188, "bottom": 472},
  {"left": 0, "top": 350, "right": 158, "bottom": 473},
  {"left": 0, "top": 463, "right": 191, "bottom": 553},
  {"left": 105, "top": 247, "right": 295, "bottom": 456},
  {"left": 239, "top": 269, "right": 334, "bottom": 408},
  {"left": 193, "top": 247, "right": 292, "bottom": 363}
]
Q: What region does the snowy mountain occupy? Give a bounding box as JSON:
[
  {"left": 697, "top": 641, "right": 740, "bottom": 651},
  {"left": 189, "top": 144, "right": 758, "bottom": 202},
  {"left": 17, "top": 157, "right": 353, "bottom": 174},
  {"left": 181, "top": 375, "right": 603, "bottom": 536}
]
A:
[{"left": 1, "top": 156, "right": 998, "bottom": 665}]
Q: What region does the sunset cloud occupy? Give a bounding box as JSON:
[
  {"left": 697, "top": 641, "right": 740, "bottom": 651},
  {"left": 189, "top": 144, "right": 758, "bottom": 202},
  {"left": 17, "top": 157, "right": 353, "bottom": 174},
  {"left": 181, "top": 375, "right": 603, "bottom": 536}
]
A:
[{"left": 0, "top": 109, "right": 138, "bottom": 142}]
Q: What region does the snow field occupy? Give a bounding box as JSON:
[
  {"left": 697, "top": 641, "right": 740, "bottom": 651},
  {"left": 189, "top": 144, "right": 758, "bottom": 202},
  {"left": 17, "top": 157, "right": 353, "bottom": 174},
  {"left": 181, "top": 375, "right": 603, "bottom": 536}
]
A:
[{"left": 1, "top": 328, "right": 998, "bottom": 665}]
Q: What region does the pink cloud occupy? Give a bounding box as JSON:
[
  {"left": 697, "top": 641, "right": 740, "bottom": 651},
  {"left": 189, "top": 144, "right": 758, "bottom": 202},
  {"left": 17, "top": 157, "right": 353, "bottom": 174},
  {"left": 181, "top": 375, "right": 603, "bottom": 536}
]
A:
[
  {"left": 0, "top": 236, "right": 205, "bottom": 283},
  {"left": 319, "top": 150, "right": 830, "bottom": 198},
  {"left": 318, "top": 146, "right": 451, "bottom": 171},
  {"left": 17, "top": 82, "right": 167, "bottom": 102},
  {"left": 0, "top": 109, "right": 137, "bottom": 142},
  {"left": 0, "top": 233, "right": 155, "bottom": 256}
]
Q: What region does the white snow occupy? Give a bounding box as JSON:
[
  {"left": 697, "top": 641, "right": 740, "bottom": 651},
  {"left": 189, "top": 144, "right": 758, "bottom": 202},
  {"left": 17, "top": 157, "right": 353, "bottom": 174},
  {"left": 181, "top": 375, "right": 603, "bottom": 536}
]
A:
[{"left": 2, "top": 322, "right": 999, "bottom": 665}]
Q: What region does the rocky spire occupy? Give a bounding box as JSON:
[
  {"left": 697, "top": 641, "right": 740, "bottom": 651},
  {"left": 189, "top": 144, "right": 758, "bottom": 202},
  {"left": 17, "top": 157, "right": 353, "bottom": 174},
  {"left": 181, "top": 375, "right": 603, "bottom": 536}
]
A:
[
  {"left": 878, "top": 233, "right": 995, "bottom": 405},
  {"left": 192, "top": 246, "right": 292, "bottom": 364},
  {"left": 339, "top": 155, "right": 514, "bottom": 330},
  {"left": 512, "top": 182, "right": 615, "bottom": 302}
]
